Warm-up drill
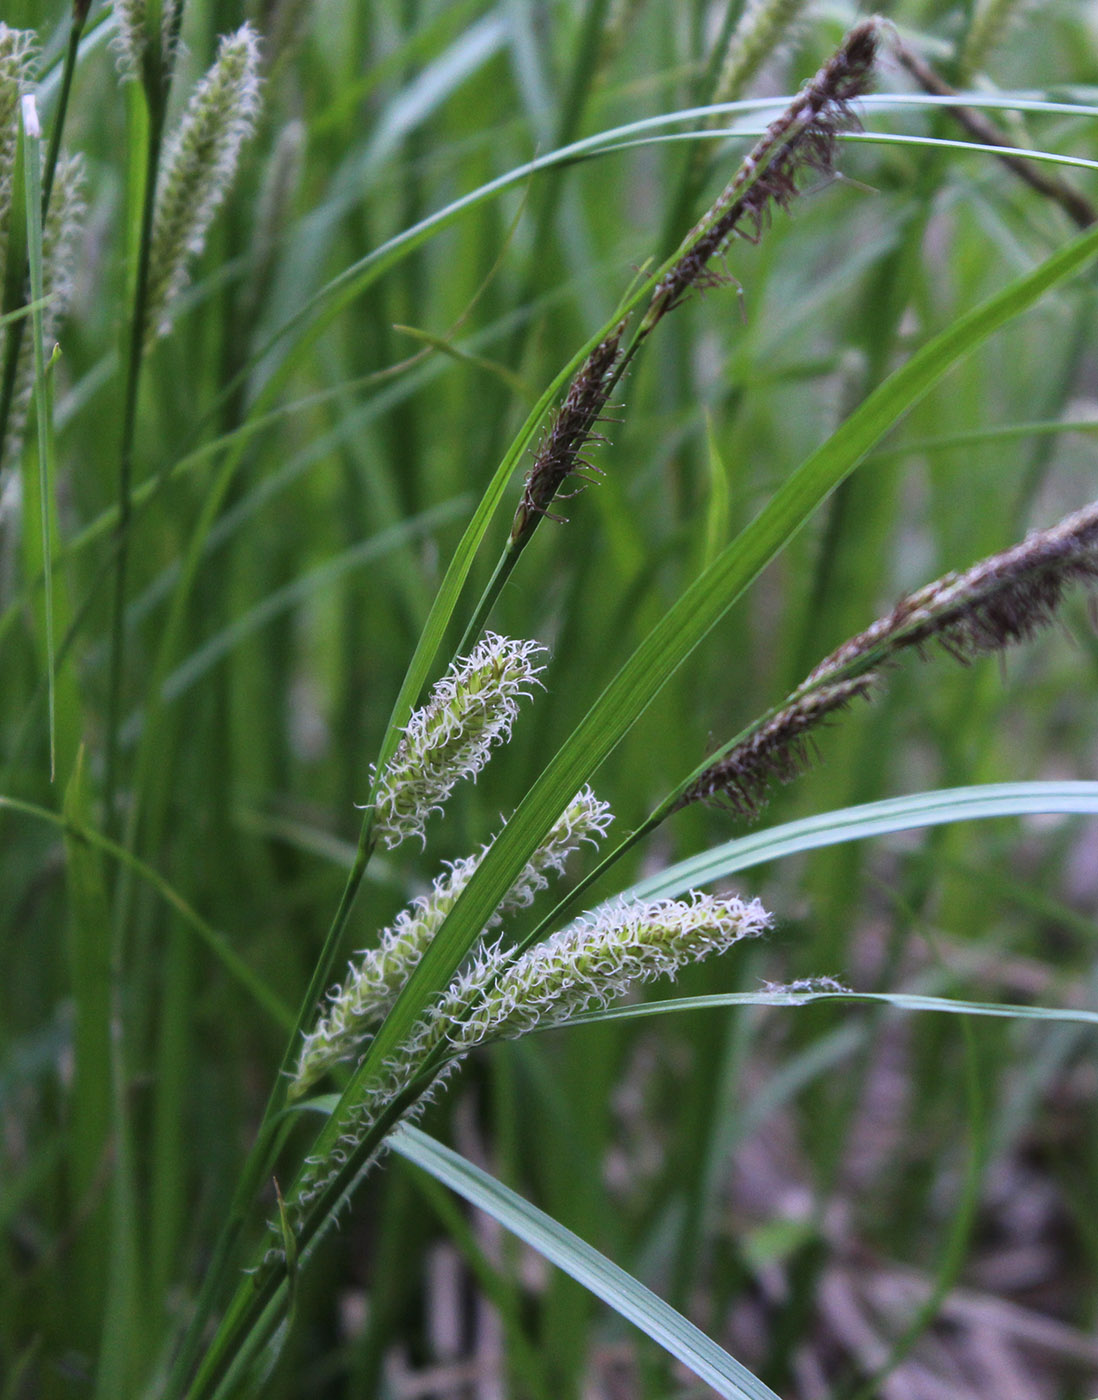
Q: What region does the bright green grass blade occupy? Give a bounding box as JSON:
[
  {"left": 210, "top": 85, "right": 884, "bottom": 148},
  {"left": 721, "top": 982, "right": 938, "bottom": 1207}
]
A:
[
  {"left": 612, "top": 126, "right": 1098, "bottom": 176},
  {"left": 391, "top": 1126, "right": 783, "bottom": 1400},
  {"left": 569, "top": 989, "right": 1098, "bottom": 1030},
  {"left": 623, "top": 781, "right": 1098, "bottom": 900},
  {"left": 336, "top": 219, "right": 1098, "bottom": 1137},
  {"left": 20, "top": 95, "right": 55, "bottom": 779}
]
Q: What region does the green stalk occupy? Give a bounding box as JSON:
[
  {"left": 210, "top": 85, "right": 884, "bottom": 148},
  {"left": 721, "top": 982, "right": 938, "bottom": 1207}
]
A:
[
  {"left": 104, "top": 109, "right": 164, "bottom": 833},
  {"left": 162, "top": 812, "right": 378, "bottom": 1398}
]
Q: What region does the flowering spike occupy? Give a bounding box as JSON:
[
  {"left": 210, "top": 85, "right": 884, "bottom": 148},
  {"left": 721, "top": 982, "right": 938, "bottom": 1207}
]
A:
[
  {"left": 0, "top": 24, "right": 36, "bottom": 299},
  {"left": 291, "top": 785, "right": 613, "bottom": 1096},
  {"left": 282, "top": 889, "right": 769, "bottom": 1239},
  {"left": 4, "top": 152, "right": 84, "bottom": 467},
  {"left": 112, "top": 0, "right": 184, "bottom": 85},
  {"left": 675, "top": 676, "right": 876, "bottom": 819},
  {"left": 645, "top": 19, "right": 878, "bottom": 328},
  {"left": 450, "top": 890, "right": 771, "bottom": 1047},
  {"left": 712, "top": 0, "right": 810, "bottom": 109},
  {"left": 143, "top": 24, "right": 262, "bottom": 345},
  {"left": 509, "top": 323, "right": 627, "bottom": 548},
  {"left": 371, "top": 633, "right": 547, "bottom": 849},
  {"left": 677, "top": 499, "right": 1098, "bottom": 825},
  {"left": 808, "top": 500, "right": 1098, "bottom": 685}
]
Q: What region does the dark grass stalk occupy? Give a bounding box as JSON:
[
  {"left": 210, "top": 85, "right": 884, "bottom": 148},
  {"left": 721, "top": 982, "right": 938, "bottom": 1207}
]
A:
[
  {"left": 894, "top": 37, "right": 1096, "bottom": 229},
  {"left": 104, "top": 112, "right": 166, "bottom": 834},
  {"left": 0, "top": 0, "right": 87, "bottom": 470},
  {"left": 459, "top": 20, "right": 880, "bottom": 652}
]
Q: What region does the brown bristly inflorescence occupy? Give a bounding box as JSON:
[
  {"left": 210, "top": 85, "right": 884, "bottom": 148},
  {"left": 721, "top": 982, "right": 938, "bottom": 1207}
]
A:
[
  {"left": 675, "top": 676, "right": 876, "bottom": 818},
  {"left": 507, "top": 20, "right": 878, "bottom": 551},
  {"left": 509, "top": 320, "right": 627, "bottom": 548},
  {"left": 646, "top": 17, "right": 879, "bottom": 327},
  {"left": 679, "top": 500, "right": 1098, "bottom": 821},
  {"left": 807, "top": 499, "right": 1098, "bottom": 683}
]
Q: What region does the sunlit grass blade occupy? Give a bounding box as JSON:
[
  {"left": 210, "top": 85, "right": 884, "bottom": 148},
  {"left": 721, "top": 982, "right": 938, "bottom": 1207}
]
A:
[
  {"left": 570, "top": 989, "right": 1098, "bottom": 1030},
  {"left": 391, "top": 1126, "right": 784, "bottom": 1400},
  {"left": 623, "top": 781, "right": 1098, "bottom": 900}
]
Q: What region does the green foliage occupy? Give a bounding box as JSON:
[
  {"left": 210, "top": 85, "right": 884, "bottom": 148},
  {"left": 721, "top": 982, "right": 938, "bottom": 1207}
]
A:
[{"left": 3, "top": 2, "right": 1098, "bottom": 1397}]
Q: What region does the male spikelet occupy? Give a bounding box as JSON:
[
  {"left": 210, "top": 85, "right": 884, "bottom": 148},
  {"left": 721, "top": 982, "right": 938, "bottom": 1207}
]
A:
[
  {"left": 646, "top": 18, "right": 878, "bottom": 327},
  {"left": 509, "top": 322, "right": 627, "bottom": 548},
  {"left": 677, "top": 500, "right": 1098, "bottom": 820},
  {"left": 143, "top": 24, "right": 262, "bottom": 345},
  {"left": 371, "top": 634, "right": 547, "bottom": 849}
]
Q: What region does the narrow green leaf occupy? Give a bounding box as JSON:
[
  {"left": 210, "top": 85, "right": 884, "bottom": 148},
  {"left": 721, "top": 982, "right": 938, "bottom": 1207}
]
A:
[
  {"left": 570, "top": 989, "right": 1098, "bottom": 1030},
  {"left": 623, "top": 782, "right": 1098, "bottom": 901},
  {"left": 391, "top": 1127, "right": 783, "bottom": 1400}
]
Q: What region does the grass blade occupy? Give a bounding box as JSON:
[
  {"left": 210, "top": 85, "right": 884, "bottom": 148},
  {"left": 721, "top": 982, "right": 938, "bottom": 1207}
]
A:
[
  {"left": 391, "top": 1126, "right": 783, "bottom": 1400},
  {"left": 624, "top": 781, "right": 1098, "bottom": 899}
]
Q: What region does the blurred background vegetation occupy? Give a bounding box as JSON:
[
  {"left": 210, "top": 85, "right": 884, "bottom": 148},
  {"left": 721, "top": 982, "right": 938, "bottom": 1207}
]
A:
[{"left": 3, "top": 0, "right": 1098, "bottom": 1396}]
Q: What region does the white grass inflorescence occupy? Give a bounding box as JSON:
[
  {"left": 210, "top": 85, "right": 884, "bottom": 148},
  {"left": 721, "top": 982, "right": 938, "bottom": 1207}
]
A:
[
  {"left": 371, "top": 633, "right": 548, "bottom": 849},
  {"left": 144, "top": 24, "right": 262, "bottom": 344},
  {"left": 284, "top": 889, "right": 770, "bottom": 1241},
  {"left": 291, "top": 785, "right": 613, "bottom": 1096},
  {"left": 0, "top": 24, "right": 36, "bottom": 298}
]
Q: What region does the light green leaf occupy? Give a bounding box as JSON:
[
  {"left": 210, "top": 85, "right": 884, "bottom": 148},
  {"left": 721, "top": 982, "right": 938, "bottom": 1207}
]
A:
[
  {"left": 391, "top": 1126, "right": 783, "bottom": 1400},
  {"left": 622, "top": 782, "right": 1098, "bottom": 901}
]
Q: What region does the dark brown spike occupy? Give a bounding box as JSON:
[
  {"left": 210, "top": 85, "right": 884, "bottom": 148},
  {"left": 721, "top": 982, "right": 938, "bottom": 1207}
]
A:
[
  {"left": 646, "top": 19, "right": 879, "bottom": 325},
  {"left": 509, "top": 321, "right": 627, "bottom": 547},
  {"left": 675, "top": 677, "right": 877, "bottom": 821}
]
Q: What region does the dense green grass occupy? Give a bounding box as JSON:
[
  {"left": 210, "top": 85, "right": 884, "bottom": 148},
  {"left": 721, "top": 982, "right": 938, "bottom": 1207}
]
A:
[{"left": 4, "top": 1, "right": 1098, "bottom": 1397}]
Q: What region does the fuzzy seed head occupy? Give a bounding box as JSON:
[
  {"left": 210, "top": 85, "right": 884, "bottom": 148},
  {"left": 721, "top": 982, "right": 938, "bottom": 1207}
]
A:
[
  {"left": 449, "top": 890, "right": 772, "bottom": 1048},
  {"left": 649, "top": 19, "right": 878, "bottom": 325},
  {"left": 281, "top": 887, "right": 769, "bottom": 1245},
  {"left": 291, "top": 784, "right": 613, "bottom": 1096},
  {"left": 372, "top": 634, "right": 547, "bottom": 849},
  {"left": 712, "top": 0, "right": 810, "bottom": 109},
  {"left": 510, "top": 324, "right": 626, "bottom": 548},
  {"left": 112, "top": 0, "right": 184, "bottom": 84},
  {"left": 144, "top": 24, "right": 262, "bottom": 345},
  {"left": 4, "top": 152, "right": 84, "bottom": 470},
  {"left": 0, "top": 24, "right": 36, "bottom": 297}
]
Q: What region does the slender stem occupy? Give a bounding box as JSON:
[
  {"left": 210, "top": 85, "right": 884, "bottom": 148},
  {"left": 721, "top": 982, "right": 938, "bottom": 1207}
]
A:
[
  {"left": 164, "top": 813, "right": 378, "bottom": 1398},
  {"left": 104, "top": 111, "right": 164, "bottom": 834},
  {"left": 42, "top": 6, "right": 87, "bottom": 210},
  {"left": 454, "top": 543, "right": 521, "bottom": 656}
]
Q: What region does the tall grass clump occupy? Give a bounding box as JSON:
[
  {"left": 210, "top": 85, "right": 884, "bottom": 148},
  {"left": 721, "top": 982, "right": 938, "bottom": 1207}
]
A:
[{"left": 4, "top": 4, "right": 1098, "bottom": 1399}]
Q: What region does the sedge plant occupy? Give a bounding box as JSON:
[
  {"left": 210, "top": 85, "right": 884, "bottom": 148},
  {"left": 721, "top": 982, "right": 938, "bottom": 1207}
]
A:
[{"left": 4, "top": 4, "right": 1098, "bottom": 1399}]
